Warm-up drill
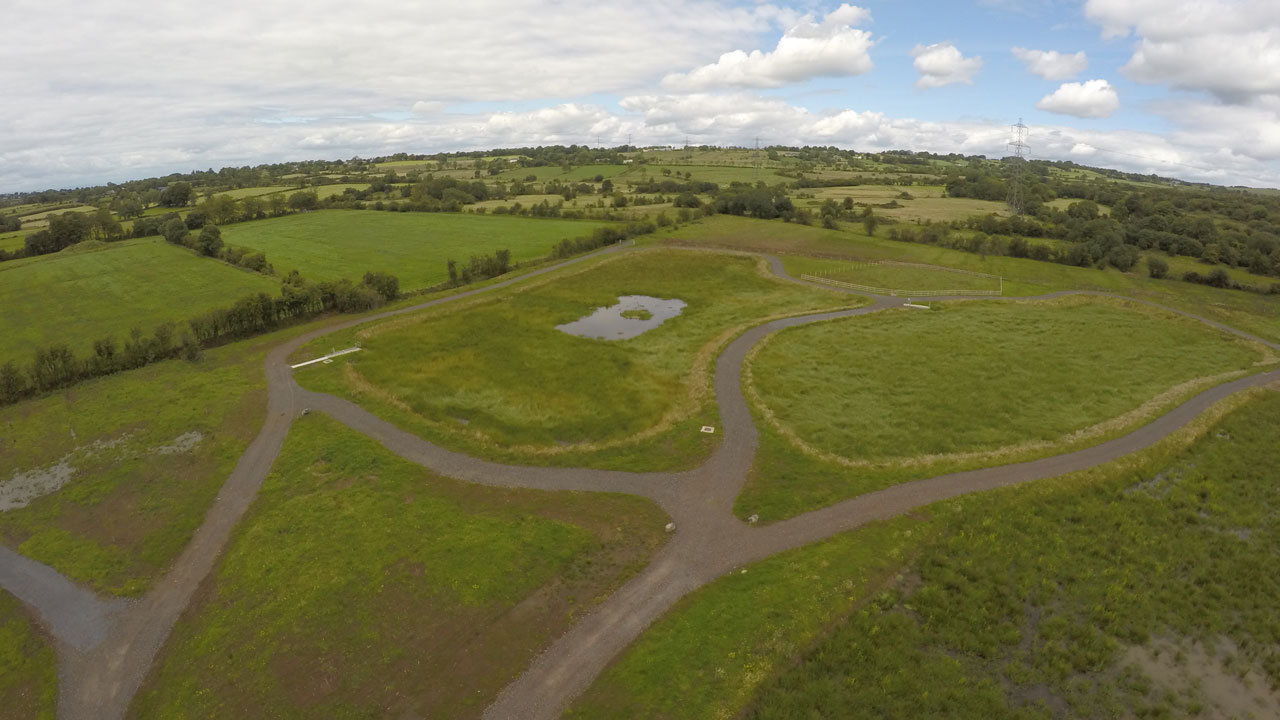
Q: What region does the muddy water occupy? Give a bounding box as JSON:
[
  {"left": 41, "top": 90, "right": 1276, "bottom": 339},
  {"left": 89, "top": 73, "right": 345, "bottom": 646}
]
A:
[{"left": 556, "top": 295, "right": 686, "bottom": 340}]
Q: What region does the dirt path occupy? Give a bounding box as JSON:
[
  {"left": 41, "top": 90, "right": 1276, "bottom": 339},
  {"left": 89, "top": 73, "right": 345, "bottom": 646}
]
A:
[{"left": 0, "top": 243, "right": 1275, "bottom": 720}]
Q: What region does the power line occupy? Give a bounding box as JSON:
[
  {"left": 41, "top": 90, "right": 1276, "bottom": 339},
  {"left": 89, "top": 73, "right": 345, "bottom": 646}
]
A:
[{"left": 1006, "top": 118, "right": 1029, "bottom": 215}]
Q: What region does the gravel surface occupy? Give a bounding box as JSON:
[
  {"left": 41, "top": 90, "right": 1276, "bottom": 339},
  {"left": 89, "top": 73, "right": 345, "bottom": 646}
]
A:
[{"left": 0, "top": 243, "right": 1274, "bottom": 720}]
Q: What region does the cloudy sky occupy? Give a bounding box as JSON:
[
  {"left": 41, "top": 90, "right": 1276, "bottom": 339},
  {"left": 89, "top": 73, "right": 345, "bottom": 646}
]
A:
[{"left": 3, "top": 0, "right": 1280, "bottom": 192}]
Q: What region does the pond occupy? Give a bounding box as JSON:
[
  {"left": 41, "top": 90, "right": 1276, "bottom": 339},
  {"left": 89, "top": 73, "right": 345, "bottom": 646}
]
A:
[{"left": 555, "top": 295, "right": 686, "bottom": 340}]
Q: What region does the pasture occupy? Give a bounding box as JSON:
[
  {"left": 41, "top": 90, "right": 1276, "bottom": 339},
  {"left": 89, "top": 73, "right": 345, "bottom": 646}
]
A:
[
  {"left": 219, "top": 210, "right": 609, "bottom": 291},
  {"left": 0, "top": 230, "right": 26, "bottom": 252},
  {"left": 211, "top": 186, "right": 295, "bottom": 200},
  {"left": 293, "top": 250, "right": 859, "bottom": 470},
  {"left": 133, "top": 414, "right": 667, "bottom": 719},
  {"left": 0, "top": 238, "right": 279, "bottom": 366}
]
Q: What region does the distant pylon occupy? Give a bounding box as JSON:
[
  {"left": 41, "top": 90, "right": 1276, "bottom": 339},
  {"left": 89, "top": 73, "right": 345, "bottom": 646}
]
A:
[
  {"left": 754, "top": 136, "right": 761, "bottom": 180},
  {"left": 1006, "top": 118, "right": 1029, "bottom": 215}
]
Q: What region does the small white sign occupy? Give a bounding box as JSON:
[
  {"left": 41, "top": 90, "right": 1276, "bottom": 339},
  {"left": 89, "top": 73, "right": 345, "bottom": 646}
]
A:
[{"left": 700, "top": 426, "right": 715, "bottom": 434}]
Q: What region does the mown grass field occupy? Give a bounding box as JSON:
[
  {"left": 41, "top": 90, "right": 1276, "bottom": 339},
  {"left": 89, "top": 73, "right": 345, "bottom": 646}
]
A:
[
  {"left": 132, "top": 414, "right": 668, "bottom": 720},
  {"left": 576, "top": 386, "right": 1280, "bottom": 720},
  {"left": 784, "top": 255, "right": 1002, "bottom": 294},
  {"left": 664, "top": 215, "right": 1280, "bottom": 344},
  {"left": 219, "top": 210, "right": 609, "bottom": 291},
  {"left": 0, "top": 238, "right": 280, "bottom": 366},
  {"left": 0, "top": 591, "right": 56, "bottom": 719},
  {"left": 0, "top": 332, "right": 276, "bottom": 595},
  {"left": 294, "top": 250, "right": 860, "bottom": 470}
]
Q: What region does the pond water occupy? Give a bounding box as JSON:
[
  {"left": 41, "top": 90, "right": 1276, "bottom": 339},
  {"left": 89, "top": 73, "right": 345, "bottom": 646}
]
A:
[{"left": 556, "top": 295, "right": 686, "bottom": 340}]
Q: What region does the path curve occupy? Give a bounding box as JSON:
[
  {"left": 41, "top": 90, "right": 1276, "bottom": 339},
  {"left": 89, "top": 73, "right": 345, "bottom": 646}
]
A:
[{"left": 0, "top": 242, "right": 1274, "bottom": 720}]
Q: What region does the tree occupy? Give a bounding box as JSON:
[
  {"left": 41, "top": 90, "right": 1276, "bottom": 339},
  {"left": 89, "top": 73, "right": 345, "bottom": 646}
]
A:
[
  {"left": 196, "top": 225, "right": 223, "bottom": 256},
  {"left": 361, "top": 271, "right": 399, "bottom": 301},
  {"left": 1147, "top": 256, "right": 1169, "bottom": 279},
  {"left": 159, "top": 181, "right": 194, "bottom": 207},
  {"left": 0, "top": 362, "right": 26, "bottom": 404},
  {"left": 862, "top": 211, "right": 880, "bottom": 236},
  {"left": 287, "top": 191, "right": 318, "bottom": 211},
  {"left": 163, "top": 217, "right": 190, "bottom": 245}
]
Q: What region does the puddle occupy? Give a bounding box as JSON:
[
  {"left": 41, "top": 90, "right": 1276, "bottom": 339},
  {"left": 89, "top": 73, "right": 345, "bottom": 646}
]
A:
[
  {"left": 0, "top": 459, "right": 77, "bottom": 511},
  {"left": 0, "top": 430, "right": 202, "bottom": 511},
  {"left": 153, "top": 431, "right": 204, "bottom": 455},
  {"left": 556, "top": 295, "right": 686, "bottom": 340}
]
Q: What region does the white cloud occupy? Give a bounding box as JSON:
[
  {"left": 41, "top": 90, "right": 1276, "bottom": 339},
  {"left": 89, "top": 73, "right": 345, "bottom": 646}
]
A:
[
  {"left": 910, "top": 43, "right": 983, "bottom": 89},
  {"left": 662, "top": 4, "right": 875, "bottom": 91},
  {"left": 1036, "top": 79, "right": 1120, "bottom": 118},
  {"left": 1011, "top": 47, "right": 1088, "bottom": 80},
  {"left": 0, "top": 0, "right": 783, "bottom": 191},
  {"left": 1084, "top": 0, "right": 1280, "bottom": 101}
]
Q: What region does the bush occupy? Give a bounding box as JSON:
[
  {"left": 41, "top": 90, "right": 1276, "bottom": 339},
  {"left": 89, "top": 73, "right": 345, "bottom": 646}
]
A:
[{"left": 1147, "top": 256, "right": 1169, "bottom": 279}]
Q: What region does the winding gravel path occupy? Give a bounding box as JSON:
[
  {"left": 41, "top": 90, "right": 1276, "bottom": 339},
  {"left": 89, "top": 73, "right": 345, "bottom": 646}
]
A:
[{"left": 0, "top": 243, "right": 1276, "bottom": 720}]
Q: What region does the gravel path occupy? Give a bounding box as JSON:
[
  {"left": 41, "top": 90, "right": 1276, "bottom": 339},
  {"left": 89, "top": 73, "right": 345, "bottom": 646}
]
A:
[{"left": 0, "top": 243, "right": 1275, "bottom": 720}]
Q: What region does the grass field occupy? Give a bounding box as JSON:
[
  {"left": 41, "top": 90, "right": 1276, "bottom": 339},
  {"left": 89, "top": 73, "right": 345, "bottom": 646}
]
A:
[
  {"left": 575, "top": 384, "right": 1280, "bottom": 720},
  {"left": 0, "top": 332, "right": 276, "bottom": 595},
  {"left": 219, "top": 210, "right": 609, "bottom": 291},
  {"left": 784, "top": 256, "right": 1002, "bottom": 294},
  {"left": 294, "top": 250, "right": 860, "bottom": 470},
  {"left": 571, "top": 515, "right": 930, "bottom": 719},
  {"left": 211, "top": 186, "right": 295, "bottom": 200},
  {"left": 744, "top": 391, "right": 1280, "bottom": 719},
  {"left": 736, "top": 296, "right": 1271, "bottom": 520},
  {"left": 132, "top": 414, "right": 668, "bottom": 719},
  {"left": 664, "top": 215, "right": 1280, "bottom": 344},
  {"left": 0, "top": 230, "right": 26, "bottom": 252},
  {"left": 0, "top": 238, "right": 280, "bottom": 366},
  {"left": 0, "top": 592, "right": 56, "bottom": 719},
  {"left": 751, "top": 297, "right": 1265, "bottom": 462}
]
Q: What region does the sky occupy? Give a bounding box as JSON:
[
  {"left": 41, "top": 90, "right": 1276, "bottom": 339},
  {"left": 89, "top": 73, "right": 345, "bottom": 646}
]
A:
[{"left": 3, "top": 0, "right": 1280, "bottom": 193}]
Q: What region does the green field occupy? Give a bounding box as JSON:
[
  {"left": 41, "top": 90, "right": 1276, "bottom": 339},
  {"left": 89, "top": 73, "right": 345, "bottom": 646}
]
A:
[
  {"left": 665, "top": 215, "right": 1280, "bottom": 344},
  {"left": 751, "top": 297, "right": 1265, "bottom": 463},
  {"left": 0, "top": 238, "right": 280, "bottom": 366},
  {"left": 132, "top": 414, "right": 667, "bottom": 719},
  {"left": 294, "top": 250, "right": 859, "bottom": 470},
  {"left": 212, "top": 186, "right": 295, "bottom": 200},
  {"left": 785, "top": 256, "right": 1002, "bottom": 294},
  {"left": 0, "top": 332, "right": 277, "bottom": 595},
  {"left": 745, "top": 391, "right": 1280, "bottom": 719},
  {"left": 219, "top": 210, "right": 609, "bottom": 291},
  {"left": 577, "top": 386, "right": 1280, "bottom": 720},
  {"left": 0, "top": 592, "right": 56, "bottom": 719},
  {"left": 736, "top": 297, "right": 1270, "bottom": 520},
  {"left": 0, "top": 230, "right": 26, "bottom": 252}
]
